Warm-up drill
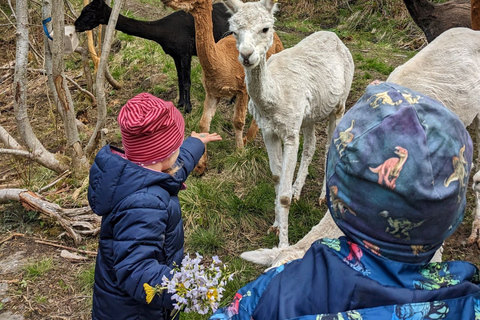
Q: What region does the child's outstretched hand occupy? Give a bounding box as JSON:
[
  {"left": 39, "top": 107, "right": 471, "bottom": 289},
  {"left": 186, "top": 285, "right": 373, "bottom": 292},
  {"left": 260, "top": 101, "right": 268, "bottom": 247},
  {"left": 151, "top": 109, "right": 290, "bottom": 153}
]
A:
[{"left": 191, "top": 131, "right": 222, "bottom": 144}]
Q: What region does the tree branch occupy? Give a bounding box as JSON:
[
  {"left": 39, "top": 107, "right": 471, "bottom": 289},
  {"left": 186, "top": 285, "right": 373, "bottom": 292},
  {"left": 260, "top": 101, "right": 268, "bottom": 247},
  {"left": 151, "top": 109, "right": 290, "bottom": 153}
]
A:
[
  {"left": 0, "top": 148, "right": 35, "bottom": 159},
  {"left": 85, "top": 0, "right": 124, "bottom": 156},
  {"left": 13, "top": 0, "right": 68, "bottom": 174},
  {"left": 9, "top": 190, "right": 101, "bottom": 244}
]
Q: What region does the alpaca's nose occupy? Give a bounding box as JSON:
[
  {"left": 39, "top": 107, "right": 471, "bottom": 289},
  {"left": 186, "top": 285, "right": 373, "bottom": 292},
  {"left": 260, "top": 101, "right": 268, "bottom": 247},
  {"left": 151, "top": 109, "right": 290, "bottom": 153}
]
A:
[{"left": 241, "top": 52, "right": 252, "bottom": 65}]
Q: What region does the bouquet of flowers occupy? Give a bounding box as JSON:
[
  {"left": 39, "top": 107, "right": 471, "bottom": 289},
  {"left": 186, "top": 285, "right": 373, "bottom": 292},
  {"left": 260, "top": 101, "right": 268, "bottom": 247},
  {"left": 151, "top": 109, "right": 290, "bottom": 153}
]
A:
[{"left": 143, "top": 253, "right": 234, "bottom": 316}]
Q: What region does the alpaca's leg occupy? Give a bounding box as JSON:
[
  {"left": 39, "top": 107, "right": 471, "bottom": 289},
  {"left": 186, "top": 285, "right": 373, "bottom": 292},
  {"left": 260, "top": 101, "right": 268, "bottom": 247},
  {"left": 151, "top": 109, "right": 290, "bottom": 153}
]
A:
[
  {"left": 180, "top": 55, "right": 193, "bottom": 113},
  {"left": 243, "top": 119, "right": 259, "bottom": 145},
  {"left": 232, "top": 92, "right": 248, "bottom": 149},
  {"left": 468, "top": 172, "right": 480, "bottom": 247},
  {"left": 269, "top": 211, "right": 343, "bottom": 267},
  {"left": 476, "top": 115, "right": 480, "bottom": 169},
  {"left": 468, "top": 116, "right": 480, "bottom": 247},
  {"left": 319, "top": 110, "right": 340, "bottom": 204},
  {"left": 276, "top": 134, "right": 300, "bottom": 248},
  {"left": 240, "top": 210, "right": 344, "bottom": 268},
  {"left": 263, "top": 130, "right": 283, "bottom": 232},
  {"left": 292, "top": 123, "right": 316, "bottom": 201},
  {"left": 173, "top": 56, "right": 186, "bottom": 111},
  {"left": 195, "top": 92, "right": 219, "bottom": 174}
]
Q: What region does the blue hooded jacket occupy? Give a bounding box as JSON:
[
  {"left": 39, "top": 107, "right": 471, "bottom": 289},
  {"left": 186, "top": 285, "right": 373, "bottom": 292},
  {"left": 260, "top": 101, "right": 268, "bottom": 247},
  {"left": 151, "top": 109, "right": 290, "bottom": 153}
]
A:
[
  {"left": 211, "top": 237, "right": 480, "bottom": 320},
  {"left": 88, "top": 137, "right": 204, "bottom": 320}
]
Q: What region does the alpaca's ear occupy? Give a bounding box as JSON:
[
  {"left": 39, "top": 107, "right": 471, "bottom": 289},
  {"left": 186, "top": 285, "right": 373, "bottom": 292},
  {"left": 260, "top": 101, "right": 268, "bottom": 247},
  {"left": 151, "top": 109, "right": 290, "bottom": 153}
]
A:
[
  {"left": 222, "top": 0, "right": 244, "bottom": 13},
  {"left": 260, "top": 0, "right": 278, "bottom": 14}
]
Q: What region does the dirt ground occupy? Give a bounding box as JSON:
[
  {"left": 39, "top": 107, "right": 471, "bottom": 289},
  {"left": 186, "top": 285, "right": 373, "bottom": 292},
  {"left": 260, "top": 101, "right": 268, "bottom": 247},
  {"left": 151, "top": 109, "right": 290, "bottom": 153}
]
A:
[{"left": 1, "top": 1, "right": 480, "bottom": 319}]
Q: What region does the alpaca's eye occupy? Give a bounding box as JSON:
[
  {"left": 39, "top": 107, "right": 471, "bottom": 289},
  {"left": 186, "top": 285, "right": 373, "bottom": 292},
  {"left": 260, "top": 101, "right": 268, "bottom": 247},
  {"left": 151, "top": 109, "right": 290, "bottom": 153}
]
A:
[{"left": 262, "top": 27, "right": 269, "bottom": 33}]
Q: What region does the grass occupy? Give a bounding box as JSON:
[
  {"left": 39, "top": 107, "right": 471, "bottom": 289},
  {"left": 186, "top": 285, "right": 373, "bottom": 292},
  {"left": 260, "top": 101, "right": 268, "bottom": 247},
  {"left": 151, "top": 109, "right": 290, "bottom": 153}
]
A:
[
  {"left": 76, "top": 263, "right": 96, "bottom": 296},
  {"left": 23, "top": 258, "right": 54, "bottom": 279}
]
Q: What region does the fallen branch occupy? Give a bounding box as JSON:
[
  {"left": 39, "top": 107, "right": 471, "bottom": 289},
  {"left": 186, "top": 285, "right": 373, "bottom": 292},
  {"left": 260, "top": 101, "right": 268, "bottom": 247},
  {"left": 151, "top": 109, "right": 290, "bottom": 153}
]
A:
[
  {"left": 0, "top": 279, "right": 20, "bottom": 284},
  {"left": 0, "top": 232, "right": 25, "bottom": 245},
  {"left": 0, "top": 148, "right": 35, "bottom": 159},
  {"left": 35, "top": 239, "right": 97, "bottom": 256},
  {"left": 38, "top": 170, "right": 71, "bottom": 193},
  {"left": 0, "top": 189, "right": 101, "bottom": 244}
]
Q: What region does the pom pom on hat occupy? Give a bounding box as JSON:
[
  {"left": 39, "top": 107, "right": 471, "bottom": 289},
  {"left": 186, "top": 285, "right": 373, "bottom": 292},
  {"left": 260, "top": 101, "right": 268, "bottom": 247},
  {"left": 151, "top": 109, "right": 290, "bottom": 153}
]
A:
[
  {"left": 118, "top": 93, "right": 185, "bottom": 165},
  {"left": 326, "top": 82, "right": 473, "bottom": 263}
]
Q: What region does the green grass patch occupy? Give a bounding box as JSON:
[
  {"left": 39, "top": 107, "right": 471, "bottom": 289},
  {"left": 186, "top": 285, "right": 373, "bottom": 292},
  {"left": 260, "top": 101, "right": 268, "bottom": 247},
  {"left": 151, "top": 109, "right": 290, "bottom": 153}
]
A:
[
  {"left": 358, "top": 57, "right": 394, "bottom": 75},
  {"left": 189, "top": 227, "right": 225, "bottom": 254},
  {"left": 23, "top": 258, "right": 54, "bottom": 279},
  {"left": 76, "top": 263, "right": 96, "bottom": 295}
]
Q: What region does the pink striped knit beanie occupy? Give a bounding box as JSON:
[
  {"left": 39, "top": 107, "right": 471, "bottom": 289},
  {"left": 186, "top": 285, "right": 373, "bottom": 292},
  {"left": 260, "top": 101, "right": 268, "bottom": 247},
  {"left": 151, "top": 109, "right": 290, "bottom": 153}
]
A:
[{"left": 118, "top": 93, "right": 185, "bottom": 166}]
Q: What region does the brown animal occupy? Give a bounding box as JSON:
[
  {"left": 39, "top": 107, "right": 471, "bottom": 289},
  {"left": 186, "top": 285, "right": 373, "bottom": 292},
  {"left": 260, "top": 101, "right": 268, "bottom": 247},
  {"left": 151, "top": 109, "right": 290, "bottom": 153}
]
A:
[
  {"left": 403, "top": 0, "right": 471, "bottom": 42},
  {"left": 161, "top": 0, "right": 284, "bottom": 174},
  {"left": 474, "top": 0, "right": 480, "bottom": 29}
]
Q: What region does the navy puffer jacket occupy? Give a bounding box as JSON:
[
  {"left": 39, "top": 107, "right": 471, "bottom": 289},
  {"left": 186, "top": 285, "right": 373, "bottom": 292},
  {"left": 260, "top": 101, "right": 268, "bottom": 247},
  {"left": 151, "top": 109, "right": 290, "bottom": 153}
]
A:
[{"left": 88, "top": 137, "right": 205, "bottom": 320}]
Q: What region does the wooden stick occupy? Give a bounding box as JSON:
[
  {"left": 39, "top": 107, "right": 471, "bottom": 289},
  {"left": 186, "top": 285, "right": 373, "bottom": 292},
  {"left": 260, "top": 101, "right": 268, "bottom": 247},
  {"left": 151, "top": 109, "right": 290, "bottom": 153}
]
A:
[
  {"left": 34, "top": 239, "right": 97, "bottom": 256},
  {"left": 0, "top": 232, "right": 25, "bottom": 245},
  {"left": 0, "top": 279, "right": 20, "bottom": 283},
  {"left": 38, "top": 170, "right": 71, "bottom": 193}
]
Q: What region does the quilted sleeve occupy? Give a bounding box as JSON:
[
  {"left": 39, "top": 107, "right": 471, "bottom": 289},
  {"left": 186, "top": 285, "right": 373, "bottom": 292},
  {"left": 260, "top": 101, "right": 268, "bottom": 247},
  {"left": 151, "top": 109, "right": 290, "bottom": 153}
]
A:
[{"left": 173, "top": 137, "right": 205, "bottom": 183}]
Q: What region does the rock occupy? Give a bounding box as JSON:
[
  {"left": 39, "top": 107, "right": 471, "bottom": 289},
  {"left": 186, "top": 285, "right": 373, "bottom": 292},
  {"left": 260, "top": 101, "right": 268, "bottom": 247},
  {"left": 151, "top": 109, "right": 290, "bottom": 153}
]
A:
[
  {"left": 0, "top": 312, "right": 23, "bottom": 320},
  {"left": 60, "top": 250, "right": 87, "bottom": 261},
  {"left": 0, "top": 252, "right": 26, "bottom": 275},
  {"left": 0, "top": 283, "right": 7, "bottom": 297}
]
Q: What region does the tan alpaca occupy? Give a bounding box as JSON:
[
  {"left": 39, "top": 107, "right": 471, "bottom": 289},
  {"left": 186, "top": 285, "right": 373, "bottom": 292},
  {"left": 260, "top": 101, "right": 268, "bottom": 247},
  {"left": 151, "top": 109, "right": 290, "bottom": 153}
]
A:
[{"left": 161, "top": 0, "right": 284, "bottom": 173}]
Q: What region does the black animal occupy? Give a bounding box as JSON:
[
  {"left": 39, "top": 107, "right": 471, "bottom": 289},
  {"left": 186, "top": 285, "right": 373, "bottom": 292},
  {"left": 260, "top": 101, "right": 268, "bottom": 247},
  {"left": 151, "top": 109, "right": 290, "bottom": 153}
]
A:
[
  {"left": 75, "top": 0, "right": 231, "bottom": 113},
  {"left": 403, "top": 0, "right": 471, "bottom": 42}
]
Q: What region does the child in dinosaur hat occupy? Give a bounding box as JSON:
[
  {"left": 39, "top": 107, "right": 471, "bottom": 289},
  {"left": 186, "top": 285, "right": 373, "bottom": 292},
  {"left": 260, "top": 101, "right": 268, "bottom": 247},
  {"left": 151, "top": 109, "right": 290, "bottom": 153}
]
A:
[{"left": 210, "top": 81, "right": 480, "bottom": 320}]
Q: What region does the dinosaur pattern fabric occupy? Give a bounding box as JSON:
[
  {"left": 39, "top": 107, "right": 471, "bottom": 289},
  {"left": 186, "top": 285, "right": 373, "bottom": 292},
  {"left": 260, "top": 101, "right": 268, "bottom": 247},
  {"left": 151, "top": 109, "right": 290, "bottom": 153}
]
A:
[
  {"left": 209, "top": 237, "right": 480, "bottom": 320},
  {"left": 326, "top": 82, "right": 473, "bottom": 263}
]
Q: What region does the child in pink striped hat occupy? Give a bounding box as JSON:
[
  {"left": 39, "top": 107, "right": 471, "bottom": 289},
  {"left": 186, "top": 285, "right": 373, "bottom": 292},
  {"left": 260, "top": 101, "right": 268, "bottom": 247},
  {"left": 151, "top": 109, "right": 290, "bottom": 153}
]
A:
[{"left": 88, "top": 92, "right": 221, "bottom": 320}]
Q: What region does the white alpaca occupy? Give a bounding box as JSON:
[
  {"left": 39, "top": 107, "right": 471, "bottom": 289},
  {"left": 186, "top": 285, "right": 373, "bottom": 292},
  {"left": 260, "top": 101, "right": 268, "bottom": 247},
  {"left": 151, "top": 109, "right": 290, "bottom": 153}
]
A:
[
  {"left": 223, "top": 0, "right": 354, "bottom": 248},
  {"left": 388, "top": 27, "right": 480, "bottom": 248},
  {"left": 243, "top": 27, "right": 478, "bottom": 268}
]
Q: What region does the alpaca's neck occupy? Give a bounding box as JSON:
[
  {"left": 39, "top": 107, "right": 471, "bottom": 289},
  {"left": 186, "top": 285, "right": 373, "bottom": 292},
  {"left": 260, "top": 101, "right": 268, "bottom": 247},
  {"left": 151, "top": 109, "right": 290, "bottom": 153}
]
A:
[
  {"left": 403, "top": 0, "right": 435, "bottom": 22},
  {"left": 103, "top": 6, "right": 169, "bottom": 43},
  {"left": 245, "top": 56, "right": 278, "bottom": 109},
  {"left": 190, "top": 2, "right": 219, "bottom": 69}
]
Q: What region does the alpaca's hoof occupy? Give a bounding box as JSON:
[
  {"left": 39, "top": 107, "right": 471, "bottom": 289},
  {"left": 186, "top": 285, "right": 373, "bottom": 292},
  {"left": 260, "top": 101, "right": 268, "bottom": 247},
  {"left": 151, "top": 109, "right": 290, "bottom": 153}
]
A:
[
  {"left": 267, "top": 225, "right": 280, "bottom": 237},
  {"left": 292, "top": 188, "right": 301, "bottom": 202},
  {"left": 467, "top": 218, "right": 480, "bottom": 248},
  {"left": 184, "top": 104, "right": 192, "bottom": 114}
]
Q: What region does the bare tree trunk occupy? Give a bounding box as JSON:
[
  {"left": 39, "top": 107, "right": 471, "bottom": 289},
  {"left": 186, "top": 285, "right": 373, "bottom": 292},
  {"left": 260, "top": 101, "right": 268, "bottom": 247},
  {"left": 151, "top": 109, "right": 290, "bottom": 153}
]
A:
[
  {"left": 51, "top": 0, "right": 89, "bottom": 171},
  {"left": 85, "top": 0, "right": 124, "bottom": 156},
  {"left": 473, "top": 0, "right": 480, "bottom": 29},
  {"left": 42, "top": 0, "right": 64, "bottom": 123},
  {"left": 13, "top": 0, "right": 67, "bottom": 174}
]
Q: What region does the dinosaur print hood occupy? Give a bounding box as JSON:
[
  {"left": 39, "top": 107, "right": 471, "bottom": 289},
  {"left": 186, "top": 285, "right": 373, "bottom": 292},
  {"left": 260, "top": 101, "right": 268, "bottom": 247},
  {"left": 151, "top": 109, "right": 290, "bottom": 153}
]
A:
[{"left": 326, "top": 81, "right": 473, "bottom": 263}]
